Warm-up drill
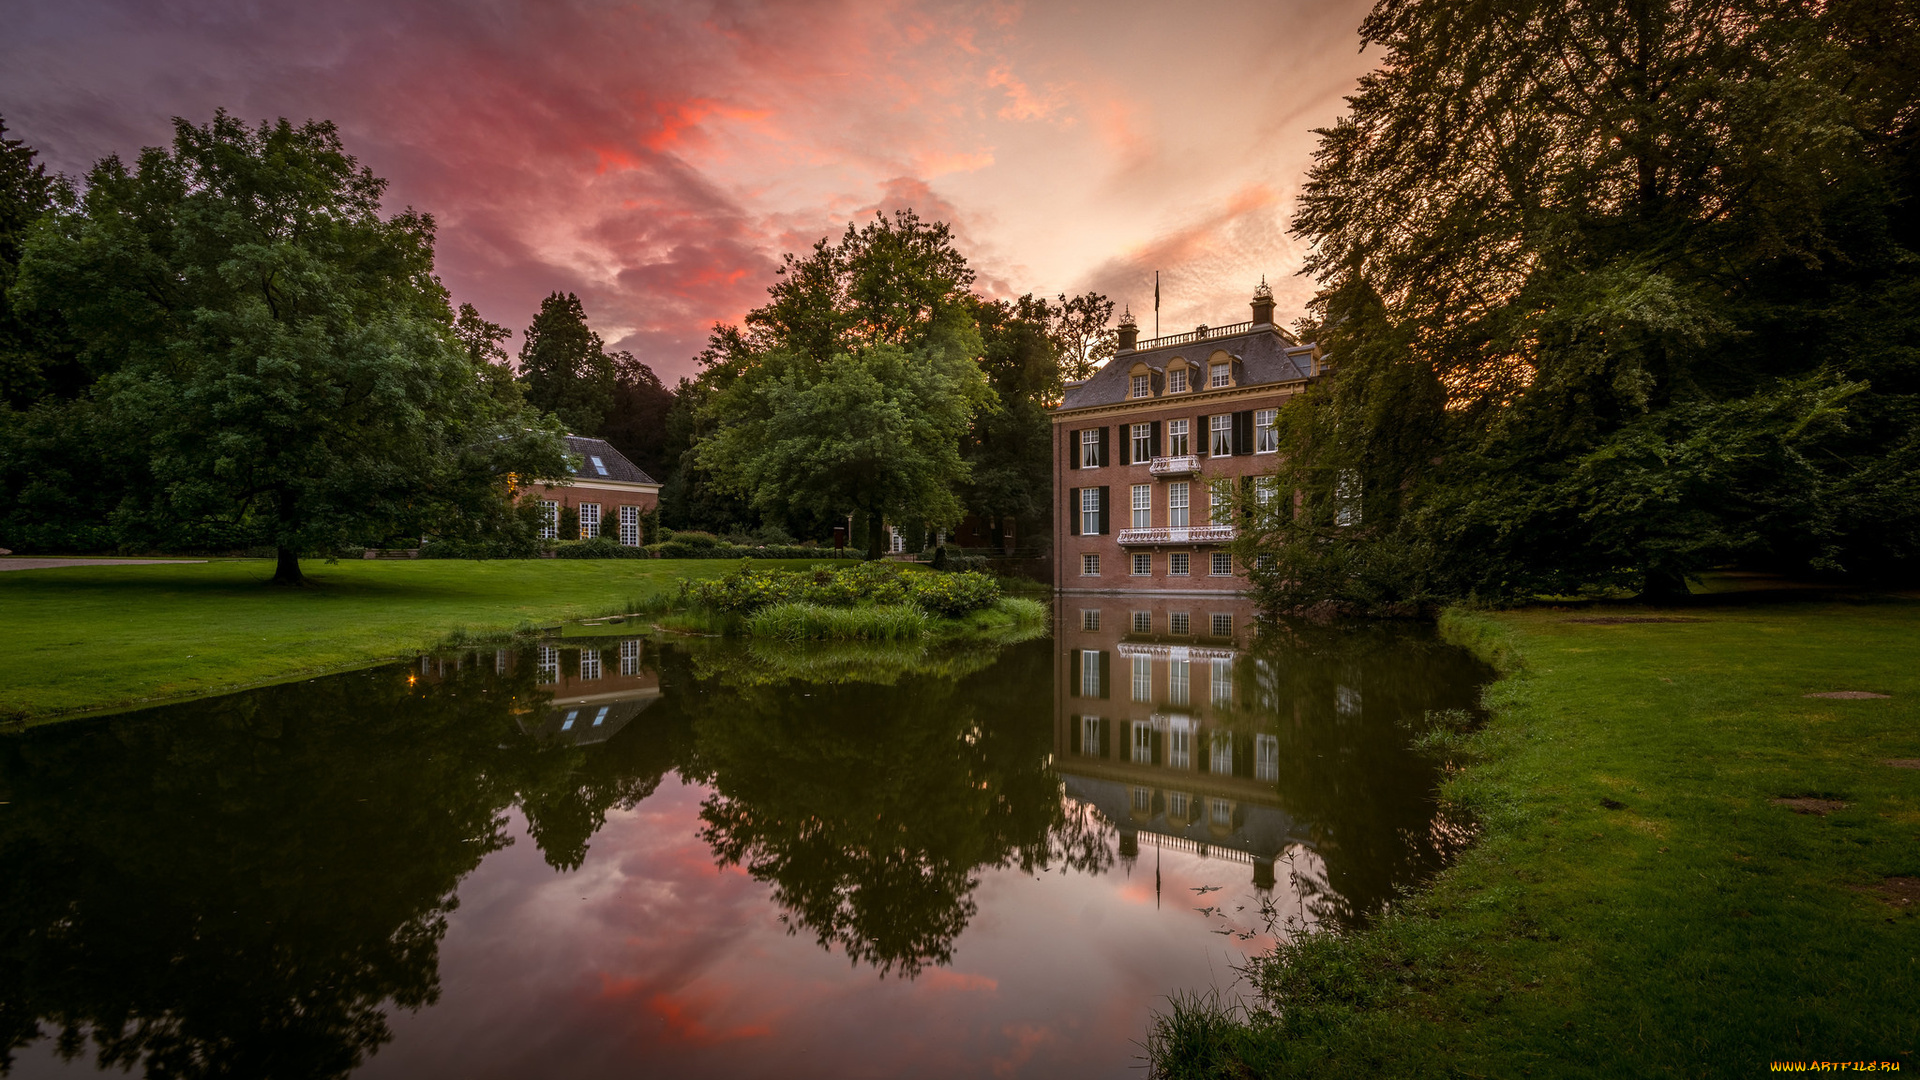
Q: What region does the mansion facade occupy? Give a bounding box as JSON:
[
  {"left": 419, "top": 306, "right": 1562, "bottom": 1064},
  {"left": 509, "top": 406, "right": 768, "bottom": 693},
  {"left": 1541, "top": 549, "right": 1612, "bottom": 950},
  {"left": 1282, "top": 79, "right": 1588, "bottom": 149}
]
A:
[
  {"left": 518, "top": 435, "right": 661, "bottom": 545},
  {"left": 1051, "top": 282, "right": 1322, "bottom": 596}
]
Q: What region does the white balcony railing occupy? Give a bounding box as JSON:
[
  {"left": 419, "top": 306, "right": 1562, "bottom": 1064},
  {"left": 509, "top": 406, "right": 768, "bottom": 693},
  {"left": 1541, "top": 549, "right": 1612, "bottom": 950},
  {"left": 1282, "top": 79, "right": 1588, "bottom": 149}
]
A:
[
  {"left": 1147, "top": 455, "right": 1202, "bottom": 477},
  {"left": 1116, "top": 526, "right": 1236, "bottom": 546}
]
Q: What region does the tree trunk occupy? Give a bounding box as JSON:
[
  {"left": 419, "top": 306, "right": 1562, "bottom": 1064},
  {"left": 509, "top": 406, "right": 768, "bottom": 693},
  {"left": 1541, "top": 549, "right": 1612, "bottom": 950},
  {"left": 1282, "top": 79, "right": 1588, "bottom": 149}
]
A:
[
  {"left": 272, "top": 546, "right": 305, "bottom": 586},
  {"left": 866, "top": 514, "right": 886, "bottom": 561},
  {"left": 1639, "top": 567, "right": 1689, "bottom": 603}
]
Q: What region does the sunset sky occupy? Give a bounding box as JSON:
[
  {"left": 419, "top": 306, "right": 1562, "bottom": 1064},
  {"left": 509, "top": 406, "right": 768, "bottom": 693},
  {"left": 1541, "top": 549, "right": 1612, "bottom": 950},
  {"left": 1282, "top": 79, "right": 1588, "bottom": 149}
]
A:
[{"left": 3, "top": 0, "right": 1380, "bottom": 382}]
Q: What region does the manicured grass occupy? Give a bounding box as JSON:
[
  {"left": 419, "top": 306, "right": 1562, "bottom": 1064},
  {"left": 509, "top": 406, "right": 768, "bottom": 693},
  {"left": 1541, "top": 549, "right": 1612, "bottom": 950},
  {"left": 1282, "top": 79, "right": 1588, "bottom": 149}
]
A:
[
  {"left": 1151, "top": 596, "right": 1920, "bottom": 1078},
  {"left": 0, "top": 558, "right": 828, "bottom": 723}
]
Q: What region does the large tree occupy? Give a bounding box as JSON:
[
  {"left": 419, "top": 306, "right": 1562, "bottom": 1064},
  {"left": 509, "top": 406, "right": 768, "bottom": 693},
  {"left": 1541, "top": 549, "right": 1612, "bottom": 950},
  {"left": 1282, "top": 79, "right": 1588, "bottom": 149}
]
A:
[
  {"left": 10, "top": 112, "right": 564, "bottom": 582},
  {"left": 1242, "top": 0, "right": 1920, "bottom": 607},
  {"left": 517, "top": 291, "right": 616, "bottom": 435}
]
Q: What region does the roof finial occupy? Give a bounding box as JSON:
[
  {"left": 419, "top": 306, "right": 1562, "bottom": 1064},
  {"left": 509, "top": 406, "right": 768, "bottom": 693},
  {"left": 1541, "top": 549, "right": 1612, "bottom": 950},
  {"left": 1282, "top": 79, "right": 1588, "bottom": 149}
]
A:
[{"left": 1253, "top": 275, "right": 1273, "bottom": 301}]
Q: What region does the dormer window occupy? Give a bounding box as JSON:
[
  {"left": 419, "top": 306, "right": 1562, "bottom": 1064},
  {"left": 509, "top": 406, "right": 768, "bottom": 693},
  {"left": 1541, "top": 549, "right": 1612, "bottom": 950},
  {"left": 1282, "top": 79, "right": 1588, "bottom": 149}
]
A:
[
  {"left": 590, "top": 455, "right": 609, "bottom": 476},
  {"left": 1210, "top": 363, "right": 1231, "bottom": 389},
  {"left": 1167, "top": 368, "right": 1189, "bottom": 393},
  {"left": 1130, "top": 373, "right": 1150, "bottom": 398}
]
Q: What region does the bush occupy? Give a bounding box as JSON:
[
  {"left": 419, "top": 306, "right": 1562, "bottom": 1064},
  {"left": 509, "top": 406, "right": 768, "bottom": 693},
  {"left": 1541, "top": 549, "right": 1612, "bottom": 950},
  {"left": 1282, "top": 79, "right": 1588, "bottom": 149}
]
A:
[
  {"left": 681, "top": 561, "right": 1000, "bottom": 618},
  {"left": 746, "top": 602, "right": 929, "bottom": 642},
  {"left": 655, "top": 540, "right": 859, "bottom": 560},
  {"left": 903, "top": 570, "right": 1002, "bottom": 617},
  {"left": 552, "top": 536, "right": 650, "bottom": 559},
  {"left": 417, "top": 536, "right": 542, "bottom": 559}
]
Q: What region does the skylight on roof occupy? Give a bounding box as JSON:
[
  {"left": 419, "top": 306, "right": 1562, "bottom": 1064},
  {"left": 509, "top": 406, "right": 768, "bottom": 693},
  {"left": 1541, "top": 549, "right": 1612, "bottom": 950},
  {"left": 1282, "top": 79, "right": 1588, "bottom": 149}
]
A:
[{"left": 591, "top": 455, "right": 608, "bottom": 476}]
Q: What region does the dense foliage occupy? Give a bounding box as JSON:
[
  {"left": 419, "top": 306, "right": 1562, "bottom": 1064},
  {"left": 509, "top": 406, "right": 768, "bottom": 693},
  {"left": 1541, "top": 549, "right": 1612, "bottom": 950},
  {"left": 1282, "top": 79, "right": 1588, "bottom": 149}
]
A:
[
  {"left": 679, "top": 560, "right": 1002, "bottom": 618},
  {"left": 1238, "top": 0, "right": 1920, "bottom": 607}
]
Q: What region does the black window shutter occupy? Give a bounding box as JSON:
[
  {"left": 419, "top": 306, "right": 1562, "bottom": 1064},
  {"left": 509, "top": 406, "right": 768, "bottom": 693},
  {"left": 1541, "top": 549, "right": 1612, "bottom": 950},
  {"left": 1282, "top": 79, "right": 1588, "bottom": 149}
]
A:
[
  {"left": 1068, "top": 487, "right": 1079, "bottom": 535},
  {"left": 1070, "top": 652, "right": 1082, "bottom": 697},
  {"left": 1197, "top": 415, "right": 1209, "bottom": 457},
  {"left": 1067, "top": 429, "right": 1080, "bottom": 470},
  {"left": 1097, "top": 652, "right": 1111, "bottom": 699},
  {"left": 1098, "top": 486, "right": 1110, "bottom": 534},
  {"left": 1118, "top": 425, "right": 1130, "bottom": 466},
  {"left": 1097, "top": 426, "right": 1109, "bottom": 467},
  {"left": 1070, "top": 714, "right": 1082, "bottom": 753},
  {"left": 1234, "top": 410, "right": 1254, "bottom": 455},
  {"left": 1150, "top": 420, "right": 1162, "bottom": 458},
  {"left": 1241, "top": 475, "right": 1255, "bottom": 521}
]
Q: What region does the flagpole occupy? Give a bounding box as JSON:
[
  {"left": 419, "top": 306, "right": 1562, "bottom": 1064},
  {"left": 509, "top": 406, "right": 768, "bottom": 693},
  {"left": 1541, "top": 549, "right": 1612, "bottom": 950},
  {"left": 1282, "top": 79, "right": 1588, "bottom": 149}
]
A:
[{"left": 1153, "top": 271, "right": 1160, "bottom": 338}]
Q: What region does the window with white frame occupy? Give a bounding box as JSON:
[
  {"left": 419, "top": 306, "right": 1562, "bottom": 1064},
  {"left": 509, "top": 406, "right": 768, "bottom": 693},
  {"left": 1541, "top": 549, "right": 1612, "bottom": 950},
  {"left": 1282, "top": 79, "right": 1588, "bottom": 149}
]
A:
[
  {"left": 1131, "top": 484, "right": 1152, "bottom": 529},
  {"left": 495, "top": 648, "right": 509, "bottom": 674},
  {"left": 536, "top": 645, "right": 559, "bottom": 684},
  {"left": 1132, "top": 610, "right": 1152, "bottom": 633},
  {"left": 539, "top": 501, "right": 559, "bottom": 540},
  {"left": 1167, "top": 419, "right": 1190, "bottom": 456},
  {"left": 1256, "top": 734, "right": 1279, "bottom": 782},
  {"left": 1081, "top": 650, "right": 1103, "bottom": 696},
  {"left": 1081, "top": 609, "right": 1101, "bottom": 632},
  {"left": 1169, "top": 722, "right": 1192, "bottom": 769},
  {"left": 1169, "top": 482, "right": 1189, "bottom": 527},
  {"left": 1210, "top": 798, "right": 1232, "bottom": 827},
  {"left": 1169, "top": 658, "right": 1190, "bottom": 705},
  {"left": 1210, "top": 611, "right": 1233, "bottom": 636},
  {"left": 579, "top": 648, "right": 602, "bottom": 680},
  {"left": 1168, "top": 367, "right": 1189, "bottom": 393},
  {"left": 1170, "top": 552, "right": 1190, "bottom": 576},
  {"left": 1080, "top": 429, "right": 1100, "bottom": 468},
  {"left": 1209, "top": 481, "right": 1229, "bottom": 523},
  {"left": 620, "top": 639, "right": 641, "bottom": 676},
  {"left": 1335, "top": 469, "right": 1362, "bottom": 527},
  {"left": 618, "top": 505, "right": 640, "bottom": 546},
  {"left": 1211, "top": 733, "right": 1233, "bottom": 775},
  {"left": 1210, "top": 363, "right": 1231, "bottom": 389},
  {"left": 1211, "top": 552, "right": 1233, "bottom": 577},
  {"left": 1255, "top": 408, "right": 1278, "bottom": 453},
  {"left": 1082, "top": 715, "right": 1101, "bottom": 756},
  {"left": 1081, "top": 552, "right": 1100, "bottom": 576},
  {"left": 889, "top": 526, "right": 905, "bottom": 553},
  {"left": 1081, "top": 487, "right": 1101, "bottom": 536},
  {"left": 1210, "top": 414, "right": 1232, "bottom": 456},
  {"left": 1131, "top": 552, "right": 1151, "bottom": 576},
  {"left": 1130, "top": 373, "right": 1150, "bottom": 398},
  {"left": 1212, "top": 658, "right": 1233, "bottom": 705},
  {"left": 1255, "top": 476, "right": 1278, "bottom": 506},
  {"left": 1131, "top": 656, "right": 1152, "bottom": 702},
  {"left": 579, "top": 503, "right": 601, "bottom": 539},
  {"left": 1132, "top": 723, "right": 1154, "bottom": 764},
  {"left": 1169, "top": 611, "right": 1191, "bottom": 635},
  {"left": 1131, "top": 423, "right": 1152, "bottom": 461}
]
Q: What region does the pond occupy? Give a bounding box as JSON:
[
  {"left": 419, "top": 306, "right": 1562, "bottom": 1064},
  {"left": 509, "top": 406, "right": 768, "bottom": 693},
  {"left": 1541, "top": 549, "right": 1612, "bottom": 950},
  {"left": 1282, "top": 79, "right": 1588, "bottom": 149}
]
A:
[{"left": 0, "top": 597, "right": 1491, "bottom": 1079}]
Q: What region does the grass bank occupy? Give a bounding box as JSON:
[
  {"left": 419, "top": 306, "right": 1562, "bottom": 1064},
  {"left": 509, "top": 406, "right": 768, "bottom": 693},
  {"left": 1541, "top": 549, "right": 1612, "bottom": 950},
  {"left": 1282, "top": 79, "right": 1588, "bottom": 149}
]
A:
[
  {"left": 1151, "top": 596, "right": 1920, "bottom": 1077},
  {"left": 0, "top": 558, "right": 826, "bottom": 724}
]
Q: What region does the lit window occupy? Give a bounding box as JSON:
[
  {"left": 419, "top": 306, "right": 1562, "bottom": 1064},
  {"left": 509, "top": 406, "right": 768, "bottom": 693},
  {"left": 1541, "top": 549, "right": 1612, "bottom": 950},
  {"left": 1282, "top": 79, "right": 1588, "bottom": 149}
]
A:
[
  {"left": 1080, "top": 429, "right": 1101, "bottom": 468},
  {"left": 579, "top": 648, "right": 602, "bottom": 680},
  {"left": 1168, "top": 367, "right": 1189, "bottom": 393},
  {"left": 1211, "top": 734, "right": 1233, "bottom": 775},
  {"left": 590, "top": 455, "right": 609, "bottom": 476},
  {"left": 1132, "top": 423, "right": 1152, "bottom": 461},
  {"left": 1210, "top": 415, "right": 1232, "bottom": 456},
  {"left": 1211, "top": 363, "right": 1231, "bottom": 389},
  {"left": 620, "top": 639, "right": 641, "bottom": 676},
  {"left": 578, "top": 503, "right": 600, "bottom": 539},
  {"left": 1212, "top": 658, "right": 1232, "bottom": 705},
  {"left": 1169, "top": 659, "right": 1190, "bottom": 705},
  {"left": 1170, "top": 552, "right": 1190, "bottom": 576},
  {"left": 1210, "top": 611, "right": 1233, "bottom": 636},
  {"left": 1256, "top": 734, "right": 1279, "bottom": 782},
  {"left": 1169, "top": 482, "right": 1189, "bottom": 528},
  {"left": 1211, "top": 552, "right": 1233, "bottom": 577},
  {"left": 1131, "top": 656, "right": 1151, "bottom": 702},
  {"left": 1081, "top": 650, "right": 1103, "bottom": 696},
  {"left": 1131, "top": 484, "right": 1152, "bottom": 529},
  {"left": 561, "top": 709, "right": 578, "bottom": 731},
  {"left": 1133, "top": 724, "right": 1154, "bottom": 765},
  {"left": 1081, "top": 487, "right": 1101, "bottom": 536},
  {"left": 539, "top": 501, "right": 559, "bottom": 540},
  {"left": 618, "top": 505, "right": 640, "bottom": 546},
  {"left": 1081, "top": 609, "right": 1101, "bottom": 632},
  {"left": 1130, "top": 373, "right": 1150, "bottom": 398},
  {"left": 1131, "top": 552, "right": 1151, "bottom": 576},
  {"left": 1132, "top": 610, "right": 1152, "bottom": 633},
  {"left": 1081, "top": 552, "right": 1100, "bottom": 576},
  {"left": 1169, "top": 611, "right": 1191, "bottom": 635},
  {"left": 1255, "top": 409, "right": 1278, "bottom": 453},
  {"left": 1167, "top": 419, "right": 1190, "bottom": 456}
]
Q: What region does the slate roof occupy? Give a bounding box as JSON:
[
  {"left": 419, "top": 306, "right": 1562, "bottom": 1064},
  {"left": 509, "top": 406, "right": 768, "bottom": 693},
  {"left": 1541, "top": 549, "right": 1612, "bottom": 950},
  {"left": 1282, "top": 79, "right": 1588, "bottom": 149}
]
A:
[
  {"left": 1059, "top": 325, "right": 1320, "bottom": 412},
  {"left": 562, "top": 436, "right": 657, "bottom": 485}
]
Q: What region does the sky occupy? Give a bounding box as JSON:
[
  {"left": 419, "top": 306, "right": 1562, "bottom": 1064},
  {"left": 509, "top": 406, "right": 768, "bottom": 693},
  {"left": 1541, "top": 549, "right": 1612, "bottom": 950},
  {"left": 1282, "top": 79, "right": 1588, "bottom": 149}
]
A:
[{"left": 1, "top": 0, "right": 1380, "bottom": 383}]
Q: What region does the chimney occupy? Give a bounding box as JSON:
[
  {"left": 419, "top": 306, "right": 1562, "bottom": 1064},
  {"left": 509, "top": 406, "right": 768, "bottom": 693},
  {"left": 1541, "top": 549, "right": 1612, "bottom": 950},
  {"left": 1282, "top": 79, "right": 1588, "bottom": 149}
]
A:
[
  {"left": 1250, "top": 276, "right": 1276, "bottom": 326},
  {"left": 1116, "top": 306, "right": 1139, "bottom": 351}
]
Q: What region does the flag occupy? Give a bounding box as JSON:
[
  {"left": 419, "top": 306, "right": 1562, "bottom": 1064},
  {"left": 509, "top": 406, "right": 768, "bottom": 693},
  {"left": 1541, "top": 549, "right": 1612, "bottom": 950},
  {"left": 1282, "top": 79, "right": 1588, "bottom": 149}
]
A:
[{"left": 1154, "top": 271, "right": 1160, "bottom": 313}]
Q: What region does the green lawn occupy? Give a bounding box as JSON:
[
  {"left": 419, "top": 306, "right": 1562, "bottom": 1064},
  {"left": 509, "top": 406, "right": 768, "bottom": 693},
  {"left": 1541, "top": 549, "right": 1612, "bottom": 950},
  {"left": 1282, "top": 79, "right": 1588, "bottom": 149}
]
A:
[
  {"left": 1153, "top": 595, "right": 1920, "bottom": 1078},
  {"left": 0, "top": 558, "right": 827, "bottom": 723}
]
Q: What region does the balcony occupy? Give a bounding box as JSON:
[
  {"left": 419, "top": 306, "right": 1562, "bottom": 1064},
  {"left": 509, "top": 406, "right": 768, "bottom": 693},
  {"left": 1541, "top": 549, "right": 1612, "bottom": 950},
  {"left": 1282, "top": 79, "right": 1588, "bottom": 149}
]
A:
[
  {"left": 1147, "top": 455, "right": 1202, "bottom": 478},
  {"left": 1116, "top": 526, "right": 1236, "bottom": 546}
]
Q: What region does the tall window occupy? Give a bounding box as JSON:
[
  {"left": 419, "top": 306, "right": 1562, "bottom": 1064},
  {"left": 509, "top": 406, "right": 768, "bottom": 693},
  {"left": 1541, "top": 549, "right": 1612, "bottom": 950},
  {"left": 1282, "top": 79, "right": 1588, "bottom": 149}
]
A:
[
  {"left": 1209, "top": 414, "right": 1232, "bottom": 456},
  {"left": 1212, "top": 658, "right": 1233, "bottom": 705},
  {"left": 1170, "top": 551, "right": 1190, "bottom": 576},
  {"left": 1132, "top": 786, "right": 1152, "bottom": 812},
  {"left": 1167, "top": 791, "right": 1190, "bottom": 819},
  {"left": 1169, "top": 611, "right": 1191, "bottom": 635},
  {"left": 1082, "top": 716, "right": 1102, "bottom": 757},
  {"left": 1169, "top": 723, "right": 1191, "bottom": 769},
  {"left": 1080, "top": 429, "right": 1100, "bottom": 468},
  {"left": 579, "top": 648, "right": 602, "bottom": 680},
  {"left": 1209, "top": 481, "right": 1229, "bottom": 523},
  {"left": 1169, "top": 482, "right": 1189, "bottom": 527},
  {"left": 1256, "top": 734, "right": 1279, "bottom": 782},
  {"left": 1255, "top": 408, "right": 1278, "bottom": 453},
  {"left": 1081, "top": 552, "right": 1100, "bottom": 576},
  {"left": 1336, "top": 469, "right": 1362, "bottom": 526},
  {"left": 1131, "top": 552, "right": 1151, "bottom": 576},
  {"left": 539, "top": 501, "right": 559, "bottom": 540},
  {"left": 1169, "top": 659, "right": 1190, "bottom": 705},
  {"left": 1167, "top": 419, "right": 1190, "bottom": 456},
  {"left": 1211, "top": 552, "right": 1233, "bottom": 577},
  {"left": 1081, "top": 487, "right": 1101, "bottom": 535},
  {"left": 1210, "top": 798, "right": 1232, "bottom": 827},
  {"left": 620, "top": 639, "right": 641, "bottom": 676},
  {"left": 889, "top": 526, "right": 905, "bottom": 553},
  {"left": 536, "top": 645, "right": 559, "bottom": 684},
  {"left": 1081, "top": 650, "right": 1103, "bottom": 696},
  {"left": 579, "top": 503, "right": 600, "bottom": 539},
  {"left": 1131, "top": 484, "right": 1152, "bottom": 529},
  {"left": 1210, "top": 363, "right": 1231, "bottom": 388},
  {"left": 1130, "top": 373, "right": 1150, "bottom": 398},
  {"left": 1168, "top": 367, "right": 1189, "bottom": 393},
  {"left": 1211, "top": 734, "right": 1233, "bottom": 775},
  {"left": 618, "top": 505, "right": 640, "bottom": 546},
  {"left": 1131, "top": 656, "right": 1152, "bottom": 702},
  {"left": 1131, "top": 423, "right": 1152, "bottom": 461},
  {"left": 1255, "top": 476, "right": 1278, "bottom": 506},
  {"left": 1132, "top": 723, "right": 1154, "bottom": 765}
]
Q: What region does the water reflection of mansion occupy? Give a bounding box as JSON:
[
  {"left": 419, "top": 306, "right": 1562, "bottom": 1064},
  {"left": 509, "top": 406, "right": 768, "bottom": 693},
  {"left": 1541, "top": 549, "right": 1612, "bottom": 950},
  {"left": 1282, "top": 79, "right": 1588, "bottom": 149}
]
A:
[
  {"left": 417, "top": 639, "right": 661, "bottom": 747},
  {"left": 1052, "top": 596, "right": 1349, "bottom": 891}
]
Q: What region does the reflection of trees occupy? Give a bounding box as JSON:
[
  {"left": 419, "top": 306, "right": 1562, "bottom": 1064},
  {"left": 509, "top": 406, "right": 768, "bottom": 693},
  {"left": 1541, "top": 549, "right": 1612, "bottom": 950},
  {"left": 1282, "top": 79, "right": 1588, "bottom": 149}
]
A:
[
  {"left": 1220, "top": 620, "right": 1492, "bottom": 929},
  {"left": 678, "top": 637, "right": 1109, "bottom": 977},
  {"left": 0, "top": 656, "right": 589, "bottom": 1078}
]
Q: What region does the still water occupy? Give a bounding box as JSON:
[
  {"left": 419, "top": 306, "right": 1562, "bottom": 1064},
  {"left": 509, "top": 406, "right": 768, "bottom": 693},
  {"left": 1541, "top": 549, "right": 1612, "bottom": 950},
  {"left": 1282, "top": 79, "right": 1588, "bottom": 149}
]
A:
[{"left": 0, "top": 598, "right": 1490, "bottom": 1079}]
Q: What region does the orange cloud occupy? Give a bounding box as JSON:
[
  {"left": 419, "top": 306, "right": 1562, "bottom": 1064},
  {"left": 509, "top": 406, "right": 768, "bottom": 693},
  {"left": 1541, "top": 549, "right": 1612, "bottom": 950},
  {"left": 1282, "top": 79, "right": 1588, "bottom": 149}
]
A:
[
  {"left": 919, "top": 969, "right": 999, "bottom": 993},
  {"left": 647, "top": 992, "right": 776, "bottom": 1045}
]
